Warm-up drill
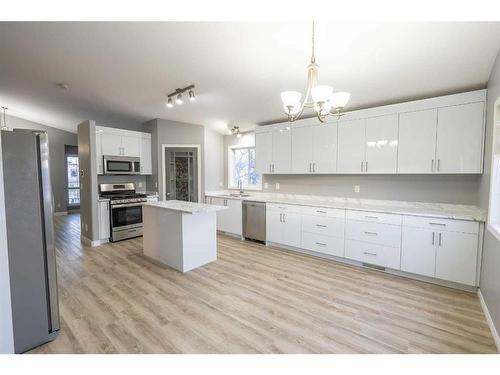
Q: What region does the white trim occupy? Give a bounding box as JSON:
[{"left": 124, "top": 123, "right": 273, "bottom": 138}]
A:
[
  {"left": 161, "top": 144, "right": 202, "bottom": 202},
  {"left": 80, "top": 235, "right": 109, "bottom": 247},
  {"left": 487, "top": 95, "right": 500, "bottom": 238},
  {"left": 478, "top": 289, "right": 500, "bottom": 353}
]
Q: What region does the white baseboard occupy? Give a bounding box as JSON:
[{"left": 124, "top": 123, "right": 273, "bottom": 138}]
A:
[
  {"left": 478, "top": 289, "right": 500, "bottom": 353},
  {"left": 54, "top": 211, "right": 68, "bottom": 216},
  {"left": 80, "top": 235, "right": 109, "bottom": 247}
]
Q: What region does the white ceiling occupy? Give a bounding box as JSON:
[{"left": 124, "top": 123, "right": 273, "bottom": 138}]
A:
[{"left": 1, "top": 22, "right": 500, "bottom": 134}]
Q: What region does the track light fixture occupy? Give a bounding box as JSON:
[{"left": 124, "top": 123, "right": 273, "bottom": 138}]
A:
[{"left": 166, "top": 85, "right": 196, "bottom": 109}]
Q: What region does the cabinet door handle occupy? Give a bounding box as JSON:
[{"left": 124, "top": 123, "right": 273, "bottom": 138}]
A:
[
  {"left": 437, "top": 159, "right": 440, "bottom": 172},
  {"left": 438, "top": 232, "right": 442, "bottom": 246},
  {"left": 431, "top": 159, "right": 435, "bottom": 172},
  {"left": 316, "top": 224, "right": 327, "bottom": 228},
  {"left": 315, "top": 242, "right": 327, "bottom": 246},
  {"left": 364, "top": 231, "right": 378, "bottom": 235},
  {"left": 313, "top": 163, "right": 316, "bottom": 172},
  {"left": 361, "top": 161, "right": 364, "bottom": 172},
  {"left": 364, "top": 251, "right": 377, "bottom": 256},
  {"left": 365, "top": 161, "right": 368, "bottom": 172},
  {"left": 364, "top": 215, "right": 378, "bottom": 219},
  {"left": 309, "top": 163, "right": 312, "bottom": 172},
  {"left": 316, "top": 210, "right": 327, "bottom": 213},
  {"left": 283, "top": 213, "right": 286, "bottom": 223},
  {"left": 279, "top": 213, "right": 282, "bottom": 222},
  {"left": 432, "top": 231, "right": 435, "bottom": 245},
  {"left": 429, "top": 222, "right": 446, "bottom": 226}
]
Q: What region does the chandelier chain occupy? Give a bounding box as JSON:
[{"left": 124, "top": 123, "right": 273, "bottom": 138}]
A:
[{"left": 311, "top": 21, "right": 315, "bottom": 64}]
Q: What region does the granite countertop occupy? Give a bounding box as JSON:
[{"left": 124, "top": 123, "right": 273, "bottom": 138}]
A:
[
  {"left": 143, "top": 199, "right": 228, "bottom": 214},
  {"left": 205, "top": 191, "right": 486, "bottom": 222}
]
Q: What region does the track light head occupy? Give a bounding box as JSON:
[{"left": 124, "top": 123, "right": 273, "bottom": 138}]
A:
[
  {"left": 166, "top": 97, "right": 174, "bottom": 108},
  {"left": 176, "top": 93, "right": 183, "bottom": 105},
  {"left": 188, "top": 90, "right": 196, "bottom": 102}
]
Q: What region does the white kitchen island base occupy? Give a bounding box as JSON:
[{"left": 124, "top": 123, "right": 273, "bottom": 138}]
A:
[{"left": 142, "top": 200, "right": 227, "bottom": 272}]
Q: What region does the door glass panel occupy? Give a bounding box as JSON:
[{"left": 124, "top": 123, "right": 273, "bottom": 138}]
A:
[
  {"left": 66, "top": 155, "right": 80, "bottom": 206},
  {"left": 165, "top": 148, "right": 198, "bottom": 202}
]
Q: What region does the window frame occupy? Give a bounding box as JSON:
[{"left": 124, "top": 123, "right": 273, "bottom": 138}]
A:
[
  {"left": 65, "top": 154, "right": 80, "bottom": 208},
  {"left": 487, "top": 97, "right": 500, "bottom": 242},
  {"left": 227, "top": 145, "right": 262, "bottom": 191}
]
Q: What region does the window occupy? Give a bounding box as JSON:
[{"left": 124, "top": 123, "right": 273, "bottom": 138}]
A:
[
  {"left": 66, "top": 155, "right": 80, "bottom": 207},
  {"left": 229, "top": 146, "right": 261, "bottom": 190}
]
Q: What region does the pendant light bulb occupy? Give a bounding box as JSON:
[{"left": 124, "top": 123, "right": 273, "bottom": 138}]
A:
[{"left": 176, "top": 94, "right": 183, "bottom": 105}]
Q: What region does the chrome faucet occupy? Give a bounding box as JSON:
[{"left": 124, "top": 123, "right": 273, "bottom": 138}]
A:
[{"left": 238, "top": 180, "right": 244, "bottom": 195}]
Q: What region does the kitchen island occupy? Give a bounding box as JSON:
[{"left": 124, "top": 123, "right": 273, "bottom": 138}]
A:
[{"left": 142, "top": 200, "right": 227, "bottom": 272}]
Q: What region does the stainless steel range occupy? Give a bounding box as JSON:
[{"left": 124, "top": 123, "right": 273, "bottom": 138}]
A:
[{"left": 99, "top": 183, "right": 147, "bottom": 242}]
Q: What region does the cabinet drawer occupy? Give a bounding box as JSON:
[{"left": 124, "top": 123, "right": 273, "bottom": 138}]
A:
[
  {"left": 346, "top": 220, "right": 402, "bottom": 248},
  {"left": 345, "top": 240, "right": 401, "bottom": 270},
  {"left": 402, "top": 215, "right": 479, "bottom": 234},
  {"left": 267, "top": 202, "right": 302, "bottom": 214},
  {"left": 300, "top": 205, "right": 345, "bottom": 219},
  {"left": 302, "top": 215, "right": 345, "bottom": 238},
  {"left": 302, "top": 232, "right": 345, "bottom": 257},
  {"left": 347, "top": 210, "right": 402, "bottom": 225}
]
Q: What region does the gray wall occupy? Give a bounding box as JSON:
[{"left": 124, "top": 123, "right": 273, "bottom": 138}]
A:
[
  {"left": 478, "top": 49, "right": 500, "bottom": 339},
  {"left": 144, "top": 119, "right": 206, "bottom": 201},
  {"left": 0, "top": 130, "right": 14, "bottom": 353},
  {"left": 77, "top": 120, "right": 99, "bottom": 242},
  {"left": 5, "top": 115, "right": 78, "bottom": 213}
]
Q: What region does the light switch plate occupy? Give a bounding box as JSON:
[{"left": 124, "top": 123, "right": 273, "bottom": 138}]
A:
[
  {"left": 354, "top": 185, "right": 360, "bottom": 193},
  {"left": 155, "top": 182, "right": 158, "bottom": 188},
  {"left": 275, "top": 182, "right": 280, "bottom": 190},
  {"left": 138, "top": 182, "right": 143, "bottom": 188}
]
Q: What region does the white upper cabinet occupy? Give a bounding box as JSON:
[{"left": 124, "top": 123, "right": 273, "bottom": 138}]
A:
[
  {"left": 436, "top": 102, "right": 484, "bottom": 174},
  {"left": 121, "top": 135, "right": 140, "bottom": 157},
  {"left": 365, "top": 114, "right": 399, "bottom": 173},
  {"left": 95, "top": 132, "right": 103, "bottom": 175},
  {"left": 101, "top": 132, "right": 123, "bottom": 156},
  {"left": 291, "top": 125, "right": 314, "bottom": 173},
  {"left": 140, "top": 134, "right": 152, "bottom": 175},
  {"left": 337, "top": 119, "right": 366, "bottom": 173},
  {"left": 312, "top": 123, "right": 337, "bottom": 173},
  {"left": 255, "top": 130, "right": 273, "bottom": 173},
  {"left": 255, "top": 90, "right": 485, "bottom": 176},
  {"left": 398, "top": 109, "right": 437, "bottom": 173},
  {"left": 272, "top": 126, "right": 292, "bottom": 173}
]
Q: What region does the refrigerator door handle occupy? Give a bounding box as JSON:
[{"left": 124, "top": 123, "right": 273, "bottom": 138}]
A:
[{"left": 37, "top": 132, "right": 60, "bottom": 333}]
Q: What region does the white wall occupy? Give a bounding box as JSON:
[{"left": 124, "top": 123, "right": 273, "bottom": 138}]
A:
[
  {"left": 0, "top": 131, "right": 14, "bottom": 353},
  {"left": 204, "top": 128, "right": 224, "bottom": 192}
]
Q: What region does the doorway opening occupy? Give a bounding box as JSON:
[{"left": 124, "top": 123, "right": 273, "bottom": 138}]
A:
[{"left": 162, "top": 145, "right": 200, "bottom": 202}]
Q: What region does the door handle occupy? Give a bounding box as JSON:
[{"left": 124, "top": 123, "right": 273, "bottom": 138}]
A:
[
  {"left": 365, "top": 161, "right": 368, "bottom": 172},
  {"left": 309, "top": 162, "right": 312, "bottom": 172},
  {"left": 283, "top": 213, "right": 286, "bottom": 223},
  {"left": 316, "top": 224, "right": 327, "bottom": 228},
  {"left": 363, "top": 251, "right": 377, "bottom": 256},
  {"left": 437, "top": 159, "right": 441, "bottom": 172},
  {"left": 313, "top": 163, "right": 316, "bottom": 172},
  {"left": 364, "top": 231, "right": 378, "bottom": 235},
  {"left": 431, "top": 159, "right": 435, "bottom": 172},
  {"left": 432, "top": 231, "right": 435, "bottom": 245},
  {"left": 361, "top": 161, "right": 363, "bottom": 172},
  {"left": 315, "top": 242, "right": 327, "bottom": 246},
  {"left": 438, "top": 232, "right": 442, "bottom": 246},
  {"left": 429, "top": 222, "right": 446, "bottom": 227}
]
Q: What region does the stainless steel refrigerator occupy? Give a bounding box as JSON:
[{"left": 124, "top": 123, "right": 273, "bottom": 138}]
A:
[{"left": 1, "top": 129, "right": 60, "bottom": 353}]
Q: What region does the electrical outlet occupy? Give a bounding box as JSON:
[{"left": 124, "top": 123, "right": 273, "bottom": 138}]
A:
[
  {"left": 264, "top": 182, "right": 268, "bottom": 189},
  {"left": 354, "top": 185, "right": 360, "bottom": 193},
  {"left": 155, "top": 181, "right": 158, "bottom": 188},
  {"left": 275, "top": 182, "right": 280, "bottom": 190},
  {"left": 138, "top": 182, "right": 143, "bottom": 188}
]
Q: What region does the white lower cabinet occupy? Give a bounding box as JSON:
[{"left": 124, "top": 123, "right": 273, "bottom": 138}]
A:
[
  {"left": 266, "top": 204, "right": 301, "bottom": 247},
  {"left": 345, "top": 240, "right": 401, "bottom": 270},
  {"left": 210, "top": 197, "right": 242, "bottom": 236},
  {"left": 401, "top": 217, "right": 480, "bottom": 286},
  {"left": 302, "top": 232, "right": 344, "bottom": 257},
  {"left": 98, "top": 200, "right": 110, "bottom": 241}
]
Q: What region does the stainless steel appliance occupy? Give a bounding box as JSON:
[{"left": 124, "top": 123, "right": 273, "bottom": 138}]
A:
[
  {"left": 103, "top": 155, "right": 141, "bottom": 175},
  {"left": 99, "top": 183, "right": 147, "bottom": 241},
  {"left": 1, "top": 129, "right": 60, "bottom": 353},
  {"left": 242, "top": 201, "right": 266, "bottom": 242}
]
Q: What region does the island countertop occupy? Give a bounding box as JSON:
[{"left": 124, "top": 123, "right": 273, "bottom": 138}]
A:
[{"left": 143, "top": 199, "right": 228, "bottom": 214}]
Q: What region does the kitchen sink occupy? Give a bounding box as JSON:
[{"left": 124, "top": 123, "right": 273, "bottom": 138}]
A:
[{"left": 229, "top": 193, "right": 251, "bottom": 198}]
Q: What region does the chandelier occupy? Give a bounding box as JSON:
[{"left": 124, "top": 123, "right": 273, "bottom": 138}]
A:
[{"left": 281, "top": 23, "right": 350, "bottom": 123}]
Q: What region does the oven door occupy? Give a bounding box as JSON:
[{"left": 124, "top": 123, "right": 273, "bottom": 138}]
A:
[{"left": 111, "top": 203, "right": 143, "bottom": 230}]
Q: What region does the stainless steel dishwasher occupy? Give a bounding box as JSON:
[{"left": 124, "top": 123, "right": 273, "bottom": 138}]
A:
[{"left": 242, "top": 201, "right": 266, "bottom": 242}]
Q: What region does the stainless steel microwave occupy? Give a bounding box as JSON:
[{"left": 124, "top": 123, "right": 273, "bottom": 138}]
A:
[{"left": 103, "top": 155, "right": 141, "bottom": 175}]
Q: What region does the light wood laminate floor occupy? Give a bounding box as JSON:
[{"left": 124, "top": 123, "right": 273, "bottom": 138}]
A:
[{"left": 30, "top": 213, "right": 497, "bottom": 354}]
